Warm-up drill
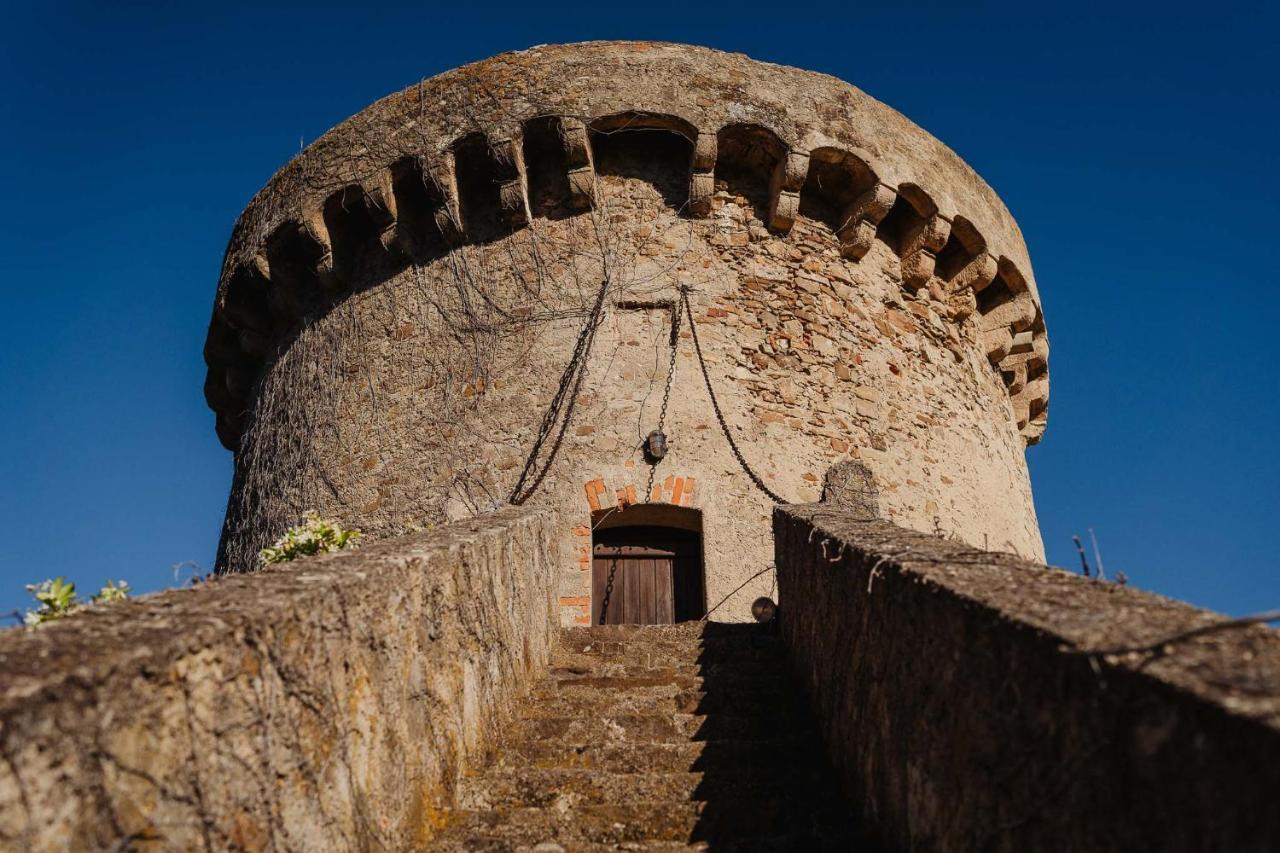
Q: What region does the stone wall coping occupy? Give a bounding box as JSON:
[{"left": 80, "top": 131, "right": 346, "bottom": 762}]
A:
[
  {"left": 0, "top": 506, "right": 558, "bottom": 850},
  {"left": 0, "top": 507, "right": 545, "bottom": 706},
  {"left": 775, "top": 504, "right": 1280, "bottom": 848},
  {"left": 781, "top": 504, "right": 1280, "bottom": 729}
]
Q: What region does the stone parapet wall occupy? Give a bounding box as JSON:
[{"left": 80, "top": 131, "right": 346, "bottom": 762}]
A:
[
  {"left": 774, "top": 504, "right": 1280, "bottom": 851},
  {"left": 0, "top": 507, "right": 558, "bottom": 851}
]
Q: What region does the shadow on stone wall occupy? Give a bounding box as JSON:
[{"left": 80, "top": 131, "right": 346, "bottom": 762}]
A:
[
  {"left": 687, "top": 622, "right": 866, "bottom": 847},
  {"left": 775, "top": 504, "right": 1280, "bottom": 851}
]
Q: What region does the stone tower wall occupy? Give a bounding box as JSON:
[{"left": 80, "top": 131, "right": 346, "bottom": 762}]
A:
[{"left": 204, "top": 42, "right": 1050, "bottom": 622}]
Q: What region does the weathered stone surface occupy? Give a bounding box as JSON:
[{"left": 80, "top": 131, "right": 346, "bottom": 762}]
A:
[
  {"left": 820, "top": 460, "right": 881, "bottom": 518},
  {"left": 774, "top": 505, "right": 1280, "bottom": 852},
  {"left": 217, "top": 43, "right": 1039, "bottom": 300},
  {"left": 432, "top": 623, "right": 863, "bottom": 849},
  {"left": 204, "top": 41, "right": 1051, "bottom": 626},
  {"left": 0, "top": 508, "right": 559, "bottom": 851}
]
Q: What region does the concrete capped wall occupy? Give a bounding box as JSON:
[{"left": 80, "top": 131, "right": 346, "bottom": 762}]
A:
[
  {"left": 775, "top": 504, "right": 1280, "bottom": 851},
  {"left": 0, "top": 508, "right": 558, "bottom": 851}
]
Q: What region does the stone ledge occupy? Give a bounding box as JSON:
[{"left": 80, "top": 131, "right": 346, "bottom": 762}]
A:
[
  {"left": 774, "top": 504, "right": 1280, "bottom": 851},
  {"left": 0, "top": 507, "right": 559, "bottom": 851}
]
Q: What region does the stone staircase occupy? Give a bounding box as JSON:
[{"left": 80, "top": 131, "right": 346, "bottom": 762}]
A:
[{"left": 434, "top": 622, "right": 862, "bottom": 851}]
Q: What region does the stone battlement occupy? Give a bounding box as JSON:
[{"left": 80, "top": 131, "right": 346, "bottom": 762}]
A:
[{"left": 205, "top": 42, "right": 1047, "bottom": 452}]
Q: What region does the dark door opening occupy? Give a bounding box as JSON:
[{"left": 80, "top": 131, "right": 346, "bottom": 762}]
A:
[{"left": 592, "top": 516, "right": 704, "bottom": 625}]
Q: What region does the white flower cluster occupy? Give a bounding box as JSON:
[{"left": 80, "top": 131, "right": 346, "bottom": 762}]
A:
[
  {"left": 260, "top": 511, "right": 361, "bottom": 566},
  {"left": 24, "top": 577, "right": 130, "bottom": 625}
]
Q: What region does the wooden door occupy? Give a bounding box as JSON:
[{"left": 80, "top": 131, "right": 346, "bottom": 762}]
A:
[{"left": 592, "top": 527, "right": 703, "bottom": 625}]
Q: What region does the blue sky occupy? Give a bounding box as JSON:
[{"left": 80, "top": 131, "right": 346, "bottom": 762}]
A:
[{"left": 1, "top": 1, "right": 1276, "bottom": 619}]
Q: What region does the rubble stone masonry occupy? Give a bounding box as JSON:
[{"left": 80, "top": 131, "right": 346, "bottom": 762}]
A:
[
  {"left": 0, "top": 508, "right": 559, "bottom": 850},
  {"left": 776, "top": 505, "right": 1280, "bottom": 851},
  {"left": 204, "top": 42, "right": 1049, "bottom": 623}
]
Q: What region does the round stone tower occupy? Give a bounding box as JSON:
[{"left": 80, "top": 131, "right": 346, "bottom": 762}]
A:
[{"left": 204, "top": 41, "right": 1049, "bottom": 623}]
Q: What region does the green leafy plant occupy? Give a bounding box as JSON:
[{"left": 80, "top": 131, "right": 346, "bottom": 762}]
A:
[
  {"left": 25, "top": 577, "right": 80, "bottom": 625},
  {"left": 93, "top": 579, "right": 131, "bottom": 604},
  {"left": 260, "top": 511, "right": 361, "bottom": 566},
  {"left": 23, "top": 577, "right": 132, "bottom": 625}
]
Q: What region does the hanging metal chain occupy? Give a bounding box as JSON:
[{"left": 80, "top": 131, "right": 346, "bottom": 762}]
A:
[
  {"left": 645, "top": 303, "right": 682, "bottom": 502},
  {"left": 656, "top": 306, "right": 680, "bottom": 439},
  {"left": 681, "top": 286, "right": 790, "bottom": 505},
  {"left": 509, "top": 277, "right": 610, "bottom": 505},
  {"left": 596, "top": 554, "right": 621, "bottom": 624}
]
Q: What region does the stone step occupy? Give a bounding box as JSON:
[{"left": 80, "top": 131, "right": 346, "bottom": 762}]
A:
[
  {"left": 504, "top": 710, "right": 810, "bottom": 746},
  {"left": 534, "top": 671, "right": 792, "bottom": 693},
  {"left": 555, "top": 632, "right": 784, "bottom": 656},
  {"left": 552, "top": 647, "right": 785, "bottom": 673},
  {"left": 430, "top": 623, "right": 860, "bottom": 850},
  {"left": 526, "top": 680, "right": 805, "bottom": 718},
  {"left": 562, "top": 623, "right": 754, "bottom": 643},
  {"left": 455, "top": 767, "right": 846, "bottom": 811},
  {"left": 433, "top": 834, "right": 854, "bottom": 852},
  {"left": 520, "top": 691, "right": 805, "bottom": 721},
  {"left": 433, "top": 836, "right": 704, "bottom": 852},
  {"left": 537, "top": 667, "right": 795, "bottom": 698},
  {"left": 435, "top": 800, "right": 857, "bottom": 848},
  {"left": 547, "top": 654, "right": 787, "bottom": 679},
  {"left": 557, "top": 630, "right": 784, "bottom": 666},
  {"left": 493, "top": 737, "right": 813, "bottom": 775},
  {"left": 546, "top": 659, "right": 788, "bottom": 681}
]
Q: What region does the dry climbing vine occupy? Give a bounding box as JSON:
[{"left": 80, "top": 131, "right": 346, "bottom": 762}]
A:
[{"left": 218, "top": 107, "right": 707, "bottom": 570}]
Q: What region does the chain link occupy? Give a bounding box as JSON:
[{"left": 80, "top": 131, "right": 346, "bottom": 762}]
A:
[
  {"left": 509, "top": 277, "right": 610, "bottom": 505},
  {"left": 644, "top": 302, "right": 682, "bottom": 502},
  {"left": 509, "top": 279, "right": 788, "bottom": 510},
  {"left": 593, "top": 286, "right": 788, "bottom": 625},
  {"left": 681, "top": 286, "right": 790, "bottom": 505},
  {"left": 656, "top": 305, "right": 679, "bottom": 431},
  {"left": 596, "top": 555, "right": 621, "bottom": 624}
]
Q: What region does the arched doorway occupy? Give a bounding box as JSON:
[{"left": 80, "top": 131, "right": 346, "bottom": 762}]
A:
[{"left": 590, "top": 505, "right": 704, "bottom": 625}]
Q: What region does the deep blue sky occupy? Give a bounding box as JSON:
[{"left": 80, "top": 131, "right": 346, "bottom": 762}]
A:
[{"left": 2, "top": 2, "right": 1276, "bottom": 619}]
